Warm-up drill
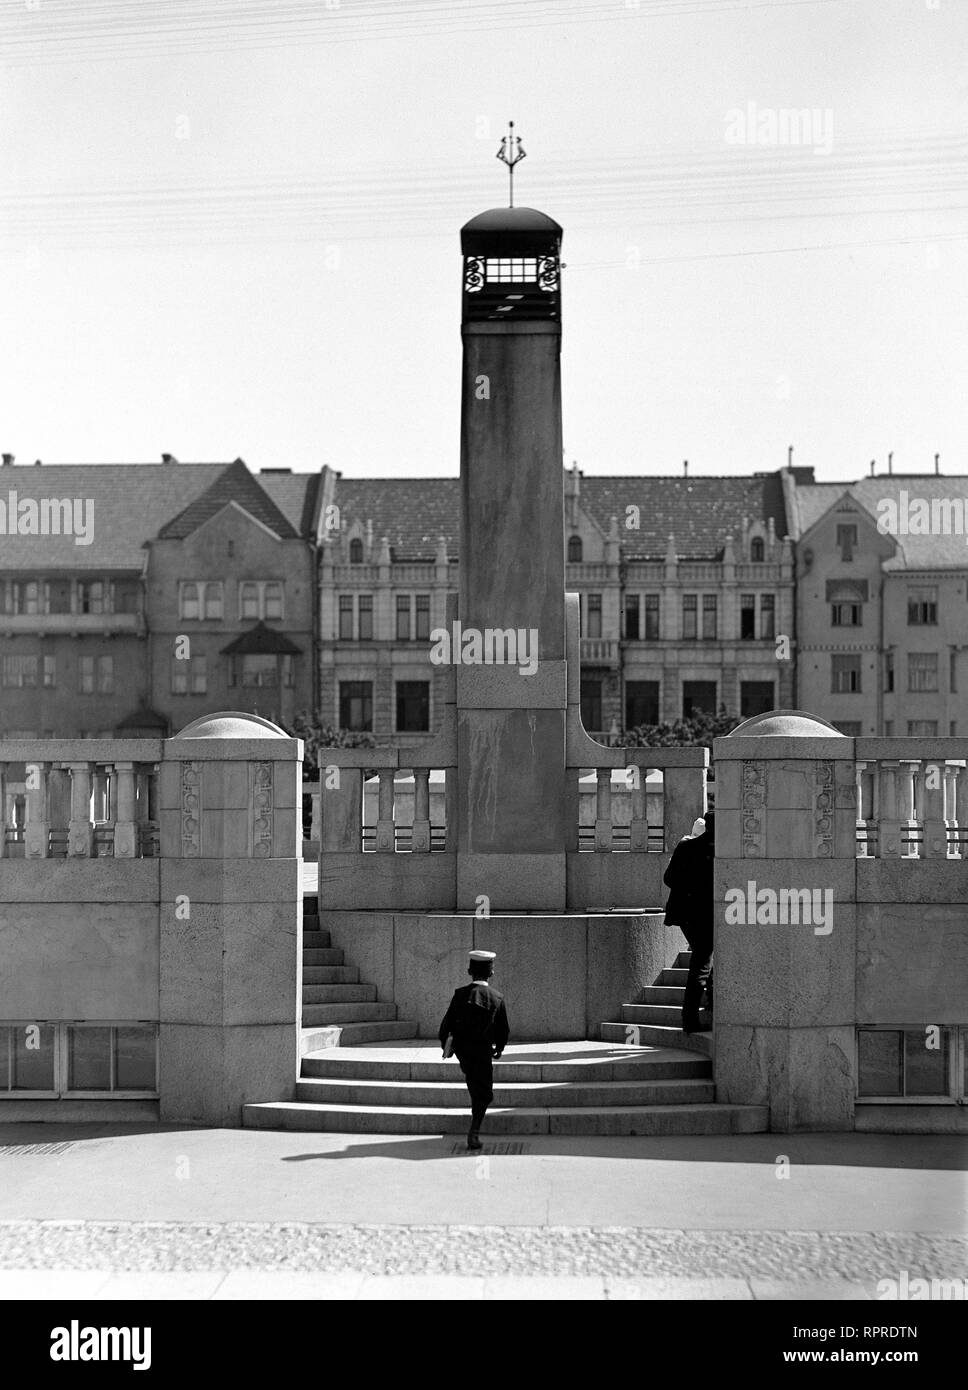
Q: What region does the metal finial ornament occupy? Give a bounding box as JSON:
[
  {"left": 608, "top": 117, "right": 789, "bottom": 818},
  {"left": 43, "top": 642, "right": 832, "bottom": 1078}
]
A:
[{"left": 496, "top": 120, "right": 526, "bottom": 208}]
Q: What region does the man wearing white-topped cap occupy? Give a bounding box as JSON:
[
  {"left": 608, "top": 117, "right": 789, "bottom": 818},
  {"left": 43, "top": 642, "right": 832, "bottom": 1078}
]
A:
[{"left": 439, "top": 949, "right": 510, "bottom": 1150}]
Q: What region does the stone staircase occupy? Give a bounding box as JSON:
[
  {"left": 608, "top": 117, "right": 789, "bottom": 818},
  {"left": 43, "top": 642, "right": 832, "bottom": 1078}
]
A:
[
  {"left": 300, "top": 896, "right": 417, "bottom": 1050},
  {"left": 244, "top": 929, "right": 764, "bottom": 1133},
  {"left": 600, "top": 951, "right": 714, "bottom": 1058}
]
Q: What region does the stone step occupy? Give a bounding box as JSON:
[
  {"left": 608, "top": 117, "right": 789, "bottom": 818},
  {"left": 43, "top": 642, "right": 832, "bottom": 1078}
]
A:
[
  {"left": 302, "top": 966, "right": 360, "bottom": 985},
  {"left": 300, "top": 1047, "right": 711, "bottom": 1083},
  {"left": 302, "top": 929, "right": 332, "bottom": 949},
  {"left": 622, "top": 1003, "right": 683, "bottom": 1025},
  {"left": 302, "top": 948, "right": 345, "bottom": 966},
  {"left": 302, "top": 1002, "right": 399, "bottom": 1026},
  {"left": 314, "top": 1020, "right": 420, "bottom": 1046},
  {"left": 302, "top": 983, "right": 377, "bottom": 1006},
  {"left": 242, "top": 1100, "right": 768, "bottom": 1136},
  {"left": 658, "top": 968, "right": 689, "bottom": 986},
  {"left": 303, "top": 896, "right": 319, "bottom": 913},
  {"left": 294, "top": 1076, "right": 716, "bottom": 1108},
  {"left": 637, "top": 985, "right": 686, "bottom": 1005},
  {"left": 303, "top": 913, "right": 321, "bottom": 931},
  {"left": 673, "top": 952, "right": 692, "bottom": 968},
  {"left": 602, "top": 1021, "right": 713, "bottom": 1058}
]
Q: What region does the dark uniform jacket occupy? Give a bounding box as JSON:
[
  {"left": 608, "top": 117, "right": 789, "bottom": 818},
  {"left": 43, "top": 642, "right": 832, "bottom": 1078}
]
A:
[
  {"left": 663, "top": 833, "right": 714, "bottom": 931},
  {"left": 439, "top": 981, "right": 510, "bottom": 1055}
]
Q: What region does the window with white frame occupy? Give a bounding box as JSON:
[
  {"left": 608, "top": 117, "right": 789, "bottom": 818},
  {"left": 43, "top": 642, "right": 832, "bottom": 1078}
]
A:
[
  {"left": 171, "top": 654, "right": 207, "bottom": 695},
  {"left": 179, "top": 582, "right": 223, "bottom": 621},
  {"left": 857, "top": 1027, "right": 966, "bottom": 1103},
  {"left": 79, "top": 655, "right": 114, "bottom": 694},
  {"left": 907, "top": 652, "right": 939, "bottom": 692},
  {"left": 0, "top": 1023, "right": 158, "bottom": 1097},
  {"left": 238, "top": 581, "right": 283, "bottom": 622}
]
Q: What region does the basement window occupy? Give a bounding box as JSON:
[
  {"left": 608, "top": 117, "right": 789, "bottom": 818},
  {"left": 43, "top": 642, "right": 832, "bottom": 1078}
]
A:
[
  {"left": 856, "top": 1027, "right": 964, "bottom": 1103},
  {"left": 0, "top": 1023, "right": 158, "bottom": 1098}
]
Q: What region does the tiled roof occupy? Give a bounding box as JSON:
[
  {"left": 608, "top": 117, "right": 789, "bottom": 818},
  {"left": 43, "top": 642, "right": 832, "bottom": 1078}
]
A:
[
  {"left": 331, "top": 472, "right": 789, "bottom": 562},
  {"left": 579, "top": 474, "right": 789, "bottom": 559},
  {"left": 253, "top": 472, "right": 320, "bottom": 536},
  {"left": 333, "top": 479, "right": 460, "bottom": 560},
  {"left": 793, "top": 476, "right": 968, "bottom": 569},
  {"left": 157, "top": 458, "right": 299, "bottom": 540},
  {"left": 0, "top": 462, "right": 227, "bottom": 571},
  {"left": 221, "top": 620, "right": 303, "bottom": 655}
]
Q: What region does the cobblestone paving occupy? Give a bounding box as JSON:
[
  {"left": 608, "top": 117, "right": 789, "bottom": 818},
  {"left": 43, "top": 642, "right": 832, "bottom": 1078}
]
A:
[{"left": 0, "top": 1223, "right": 963, "bottom": 1280}]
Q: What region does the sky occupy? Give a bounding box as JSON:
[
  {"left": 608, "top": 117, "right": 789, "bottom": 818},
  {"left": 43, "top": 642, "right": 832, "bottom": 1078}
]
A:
[{"left": 0, "top": 0, "right": 966, "bottom": 482}]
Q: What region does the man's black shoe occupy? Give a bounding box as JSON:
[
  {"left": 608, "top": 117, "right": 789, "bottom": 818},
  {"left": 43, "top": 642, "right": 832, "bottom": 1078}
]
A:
[{"left": 467, "top": 1129, "right": 483, "bottom": 1151}]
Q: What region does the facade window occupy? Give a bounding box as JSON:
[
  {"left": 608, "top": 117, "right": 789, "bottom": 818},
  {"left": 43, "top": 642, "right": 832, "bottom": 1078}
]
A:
[
  {"left": 114, "top": 581, "right": 140, "bottom": 615},
  {"left": 908, "top": 652, "right": 939, "bottom": 693},
  {"left": 580, "top": 677, "right": 603, "bottom": 732},
  {"left": 836, "top": 524, "right": 857, "bottom": 562},
  {"left": 47, "top": 580, "right": 72, "bottom": 614},
  {"left": 238, "top": 581, "right": 282, "bottom": 622},
  {"left": 682, "top": 681, "right": 716, "bottom": 718},
  {"left": 907, "top": 720, "right": 938, "bottom": 736},
  {"left": 907, "top": 586, "right": 938, "bottom": 625},
  {"left": 644, "top": 594, "right": 660, "bottom": 641},
  {"left": 171, "top": 655, "right": 207, "bottom": 695},
  {"left": 239, "top": 582, "right": 260, "bottom": 620},
  {"left": 831, "top": 602, "right": 861, "bottom": 626},
  {"left": 358, "top": 595, "right": 373, "bottom": 641},
  {"left": 884, "top": 721, "right": 893, "bottom": 736},
  {"left": 624, "top": 594, "right": 640, "bottom": 641},
  {"left": 831, "top": 654, "right": 861, "bottom": 694},
  {"left": 740, "top": 594, "right": 755, "bottom": 640},
  {"left": 396, "top": 681, "right": 429, "bottom": 733},
  {"left": 682, "top": 594, "right": 697, "bottom": 641},
  {"left": 240, "top": 655, "right": 279, "bottom": 687},
  {"left": 485, "top": 257, "right": 538, "bottom": 282},
  {"left": 567, "top": 535, "right": 583, "bottom": 563},
  {"left": 625, "top": 680, "right": 659, "bottom": 730},
  {"left": 8, "top": 580, "right": 41, "bottom": 615},
  {"left": 180, "top": 582, "right": 223, "bottom": 620},
  {"left": 415, "top": 594, "right": 430, "bottom": 641},
  {"left": 857, "top": 1029, "right": 954, "bottom": 1099},
  {"left": 740, "top": 681, "right": 774, "bottom": 717},
  {"left": 338, "top": 595, "right": 354, "bottom": 640},
  {"left": 2, "top": 655, "right": 40, "bottom": 688},
  {"left": 339, "top": 681, "right": 373, "bottom": 732},
  {"left": 349, "top": 538, "right": 364, "bottom": 564},
  {"left": 586, "top": 594, "right": 602, "bottom": 640},
  {"left": 702, "top": 595, "right": 717, "bottom": 641},
  {"left": 264, "top": 582, "right": 283, "bottom": 620},
  {"left": 77, "top": 580, "right": 107, "bottom": 615},
  {"left": 760, "top": 594, "right": 775, "bottom": 640},
  {"left": 885, "top": 652, "right": 894, "bottom": 692},
  {"left": 43, "top": 655, "right": 55, "bottom": 687},
  {"left": 750, "top": 537, "right": 765, "bottom": 562},
  {"left": 79, "top": 656, "right": 113, "bottom": 694},
  {"left": 396, "top": 595, "right": 411, "bottom": 641},
  {"left": 0, "top": 1023, "right": 157, "bottom": 1097}
]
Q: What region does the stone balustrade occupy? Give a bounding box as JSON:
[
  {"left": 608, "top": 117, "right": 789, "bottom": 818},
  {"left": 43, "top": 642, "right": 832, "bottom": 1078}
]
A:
[
  {"left": 853, "top": 740, "right": 968, "bottom": 858},
  {"left": 0, "top": 740, "right": 161, "bottom": 860}
]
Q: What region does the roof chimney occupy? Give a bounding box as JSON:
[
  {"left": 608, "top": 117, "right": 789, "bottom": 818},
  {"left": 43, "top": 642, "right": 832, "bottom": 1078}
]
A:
[
  {"left": 34, "top": 459, "right": 42, "bottom": 466},
  {"left": 1, "top": 453, "right": 14, "bottom": 467},
  {"left": 683, "top": 459, "right": 689, "bottom": 478},
  {"left": 161, "top": 453, "right": 178, "bottom": 464},
  {"left": 869, "top": 459, "right": 876, "bottom": 477},
  {"left": 787, "top": 445, "right": 793, "bottom": 467},
  {"left": 934, "top": 452, "right": 940, "bottom": 475},
  {"left": 887, "top": 451, "right": 893, "bottom": 475}
]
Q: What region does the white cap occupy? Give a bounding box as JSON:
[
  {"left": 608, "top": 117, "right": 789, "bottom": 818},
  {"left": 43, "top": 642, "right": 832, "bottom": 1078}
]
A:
[
  {"left": 690, "top": 818, "right": 707, "bottom": 837},
  {"left": 469, "top": 950, "right": 496, "bottom": 962}
]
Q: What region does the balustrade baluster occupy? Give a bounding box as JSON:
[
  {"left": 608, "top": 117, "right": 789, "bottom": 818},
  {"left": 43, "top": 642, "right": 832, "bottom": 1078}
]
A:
[
  {"left": 375, "top": 768, "right": 396, "bottom": 853},
  {"left": 67, "top": 761, "right": 95, "bottom": 857},
  {"left": 954, "top": 762, "right": 968, "bottom": 859},
  {"left": 113, "top": 761, "right": 138, "bottom": 858},
  {"left": 628, "top": 765, "right": 648, "bottom": 851},
  {"left": 595, "top": 768, "right": 612, "bottom": 851},
  {"left": 24, "top": 761, "right": 50, "bottom": 859},
  {"left": 922, "top": 758, "right": 948, "bottom": 858},
  {"left": 898, "top": 759, "right": 919, "bottom": 857},
  {"left": 412, "top": 767, "right": 431, "bottom": 853},
  {"left": 0, "top": 764, "right": 5, "bottom": 858},
  {"left": 877, "top": 760, "right": 901, "bottom": 858}
]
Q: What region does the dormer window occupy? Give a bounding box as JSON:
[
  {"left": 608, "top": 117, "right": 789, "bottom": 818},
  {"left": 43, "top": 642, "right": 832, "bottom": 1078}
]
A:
[
  {"left": 568, "top": 535, "right": 583, "bottom": 563},
  {"left": 750, "top": 537, "right": 765, "bottom": 563},
  {"left": 349, "top": 538, "right": 363, "bottom": 564}
]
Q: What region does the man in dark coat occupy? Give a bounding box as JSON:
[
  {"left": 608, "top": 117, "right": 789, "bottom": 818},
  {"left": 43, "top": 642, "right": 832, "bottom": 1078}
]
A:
[
  {"left": 439, "top": 949, "right": 510, "bottom": 1150},
  {"left": 663, "top": 810, "right": 715, "bottom": 1035}
]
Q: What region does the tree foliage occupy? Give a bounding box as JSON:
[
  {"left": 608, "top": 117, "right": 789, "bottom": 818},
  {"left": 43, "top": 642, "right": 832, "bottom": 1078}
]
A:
[
  {"left": 283, "top": 711, "right": 377, "bottom": 768},
  {"left": 622, "top": 706, "right": 742, "bottom": 758}
]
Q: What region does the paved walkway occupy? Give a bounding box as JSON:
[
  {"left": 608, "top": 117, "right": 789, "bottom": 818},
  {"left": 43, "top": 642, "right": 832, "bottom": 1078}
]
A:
[{"left": 0, "top": 1122, "right": 964, "bottom": 1299}]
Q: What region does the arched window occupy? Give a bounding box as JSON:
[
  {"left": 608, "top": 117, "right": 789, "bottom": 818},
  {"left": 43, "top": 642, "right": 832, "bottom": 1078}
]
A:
[
  {"left": 349, "top": 537, "right": 363, "bottom": 564},
  {"left": 751, "top": 537, "right": 765, "bottom": 562},
  {"left": 568, "top": 535, "right": 583, "bottom": 563}
]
